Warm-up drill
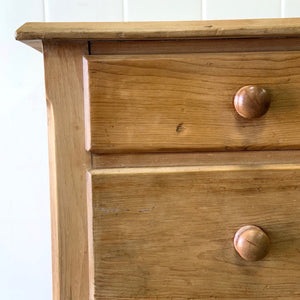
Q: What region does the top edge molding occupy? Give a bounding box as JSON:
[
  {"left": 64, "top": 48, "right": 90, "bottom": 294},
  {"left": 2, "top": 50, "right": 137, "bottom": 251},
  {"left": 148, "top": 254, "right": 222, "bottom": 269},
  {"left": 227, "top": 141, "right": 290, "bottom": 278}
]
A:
[{"left": 16, "top": 18, "right": 300, "bottom": 43}]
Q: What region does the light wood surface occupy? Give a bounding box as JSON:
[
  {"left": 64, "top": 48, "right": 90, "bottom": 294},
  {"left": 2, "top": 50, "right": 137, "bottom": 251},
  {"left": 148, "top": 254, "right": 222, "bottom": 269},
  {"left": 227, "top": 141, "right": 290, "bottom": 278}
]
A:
[
  {"left": 16, "top": 19, "right": 300, "bottom": 300},
  {"left": 15, "top": 19, "right": 300, "bottom": 52},
  {"left": 92, "top": 150, "right": 300, "bottom": 169},
  {"left": 88, "top": 164, "right": 300, "bottom": 299},
  {"left": 15, "top": 18, "right": 300, "bottom": 42},
  {"left": 84, "top": 51, "right": 300, "bottom": 153},
  {"left": 90, "top": 38, "right": 300, "bottom": 55},
  {"left": 44, "top": 41, "right": 90, "bottom": 300}
]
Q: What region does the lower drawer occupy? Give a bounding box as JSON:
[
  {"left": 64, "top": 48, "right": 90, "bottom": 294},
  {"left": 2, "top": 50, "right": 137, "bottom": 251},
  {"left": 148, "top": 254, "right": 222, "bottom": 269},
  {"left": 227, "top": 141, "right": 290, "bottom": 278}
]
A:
[{"left": 87, "top": 164, "right": 300, "bottom": 299}]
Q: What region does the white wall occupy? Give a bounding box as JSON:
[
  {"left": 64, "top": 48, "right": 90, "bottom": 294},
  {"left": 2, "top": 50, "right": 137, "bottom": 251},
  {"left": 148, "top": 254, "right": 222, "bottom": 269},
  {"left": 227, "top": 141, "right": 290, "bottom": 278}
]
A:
[{"left": 1, "top": 1, "right": 300, "bottom": 299}]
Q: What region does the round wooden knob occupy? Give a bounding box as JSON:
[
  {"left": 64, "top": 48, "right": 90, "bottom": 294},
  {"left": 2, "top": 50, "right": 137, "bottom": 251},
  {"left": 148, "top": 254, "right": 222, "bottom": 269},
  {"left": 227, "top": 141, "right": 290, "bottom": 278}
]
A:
[
  {"left": 234, "top": 225, "right": 270, "bottom": 261},
  {"left": 234, "top": 85, "right": 271, "bottom": 119}
]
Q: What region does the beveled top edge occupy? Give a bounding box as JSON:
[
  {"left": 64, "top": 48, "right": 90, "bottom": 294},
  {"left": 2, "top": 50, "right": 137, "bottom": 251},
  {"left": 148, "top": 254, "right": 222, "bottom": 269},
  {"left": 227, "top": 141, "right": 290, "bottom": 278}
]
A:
[{"left": 16, "top": 18, "right": 300, "bottom": 42}]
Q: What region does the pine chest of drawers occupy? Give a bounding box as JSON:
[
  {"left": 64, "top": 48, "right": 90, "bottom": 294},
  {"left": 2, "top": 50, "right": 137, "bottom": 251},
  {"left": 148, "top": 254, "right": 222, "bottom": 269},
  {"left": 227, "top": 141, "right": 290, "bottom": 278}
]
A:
[{"left": 16, "top": 19, "right": 300, "bottom": 300}]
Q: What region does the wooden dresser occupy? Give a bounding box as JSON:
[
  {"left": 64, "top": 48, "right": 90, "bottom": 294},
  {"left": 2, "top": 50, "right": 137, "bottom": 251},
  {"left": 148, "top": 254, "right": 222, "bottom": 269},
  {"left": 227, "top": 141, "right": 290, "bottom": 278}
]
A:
[{"left": 16, "top": 19, "right": 300, "bottom": 300}]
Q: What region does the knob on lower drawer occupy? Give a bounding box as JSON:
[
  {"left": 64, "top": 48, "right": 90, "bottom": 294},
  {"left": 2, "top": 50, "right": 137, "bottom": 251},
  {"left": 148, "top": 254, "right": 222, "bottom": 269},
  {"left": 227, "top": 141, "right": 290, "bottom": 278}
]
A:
[
  {"left": 234, "top": 85, "right": 271, "bottom": 119},
  {"left": 234, "top": 225, "right": 270, "bottom": 261}
]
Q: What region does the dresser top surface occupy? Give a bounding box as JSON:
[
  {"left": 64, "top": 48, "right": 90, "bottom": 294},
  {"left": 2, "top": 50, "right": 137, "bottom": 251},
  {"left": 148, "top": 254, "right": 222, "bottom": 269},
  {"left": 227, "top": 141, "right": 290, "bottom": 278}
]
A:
[{"left": 16, "top": 18, "right": 300, "bottom": 42}]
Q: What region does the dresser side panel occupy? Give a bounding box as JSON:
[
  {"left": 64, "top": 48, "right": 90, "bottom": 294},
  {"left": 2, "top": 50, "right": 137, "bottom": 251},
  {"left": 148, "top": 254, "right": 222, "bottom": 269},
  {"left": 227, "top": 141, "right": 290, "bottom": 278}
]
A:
[{"left": 43, "top": 41, "right": 91, "bottom": 300}]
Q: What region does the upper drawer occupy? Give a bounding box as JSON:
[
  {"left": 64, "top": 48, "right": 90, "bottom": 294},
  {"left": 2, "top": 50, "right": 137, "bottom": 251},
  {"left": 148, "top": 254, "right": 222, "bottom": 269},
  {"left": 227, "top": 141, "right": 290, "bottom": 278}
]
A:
[{"left": 83, "top": 51, "right": 300, "bottom": 153}]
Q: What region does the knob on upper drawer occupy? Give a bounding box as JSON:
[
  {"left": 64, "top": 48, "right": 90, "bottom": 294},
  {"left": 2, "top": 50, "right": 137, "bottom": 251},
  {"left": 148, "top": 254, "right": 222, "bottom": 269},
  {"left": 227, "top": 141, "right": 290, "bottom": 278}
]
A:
[
  {"left": 234, "top": 85, "right": 271, "bottom": 119},
  {"left": 234, "top": 225, "right": 270, "bottom": 261}
]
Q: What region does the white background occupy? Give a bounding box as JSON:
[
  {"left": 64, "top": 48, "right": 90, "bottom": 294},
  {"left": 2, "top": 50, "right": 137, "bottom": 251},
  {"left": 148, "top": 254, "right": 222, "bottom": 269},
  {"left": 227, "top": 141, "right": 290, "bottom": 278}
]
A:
[{"left": 1, "top": 1, "right": 300, "bottom": 299}]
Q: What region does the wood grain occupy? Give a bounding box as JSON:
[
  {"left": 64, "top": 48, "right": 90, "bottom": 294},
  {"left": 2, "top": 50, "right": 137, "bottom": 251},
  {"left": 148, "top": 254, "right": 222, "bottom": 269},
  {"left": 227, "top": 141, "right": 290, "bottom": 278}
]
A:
[
  {"left": 17, "top": 20, "right": 300, "bottom": 300},
  {"left": 15, "top": 18, "right": 300, "bottom": 43},
  {"left": 84, "top": 51, "right": 300, "bottom": 153},
  {"left": 92, "top": 150, "right": 300, "bottom": 169},
  {"left": 90, "top": 38, "right": 300, "bottom": 55},
  {"left": 88, "top": 164, "right": 300, "bottom": 299},
  {"left": 44, "top": 41, "right": 90, "bottom": 300}
]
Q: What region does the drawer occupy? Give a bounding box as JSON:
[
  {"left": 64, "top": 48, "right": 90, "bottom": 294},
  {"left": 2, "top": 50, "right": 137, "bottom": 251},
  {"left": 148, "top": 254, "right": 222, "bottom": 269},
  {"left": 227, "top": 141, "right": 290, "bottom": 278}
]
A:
[
  {"left": 87, "top": 164, "right": 300, "bottom": 299},
  {"left": 83, "top": 51, "right": 300, "bottom": 153}
]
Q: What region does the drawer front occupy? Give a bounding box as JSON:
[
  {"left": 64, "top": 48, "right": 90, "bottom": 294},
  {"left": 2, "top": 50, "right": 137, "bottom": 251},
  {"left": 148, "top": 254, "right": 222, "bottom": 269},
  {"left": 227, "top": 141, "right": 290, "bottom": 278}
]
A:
[
  {"left": 88, "top": 165, "right": 300, "bottom": 299},
  {"left": 84, "top": 51, "right": 300, "bottom": 153}
]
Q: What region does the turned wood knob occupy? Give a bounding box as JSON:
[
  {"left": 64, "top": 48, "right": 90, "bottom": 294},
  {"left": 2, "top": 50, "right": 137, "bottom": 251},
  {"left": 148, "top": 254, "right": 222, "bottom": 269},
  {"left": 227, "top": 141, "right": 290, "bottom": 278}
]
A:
[
  {"left": 234, "top": 225, "right": 270, "bottom": 261},
  {"left": 234, "top": 85, "right": 271, "bottom": 119}
]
